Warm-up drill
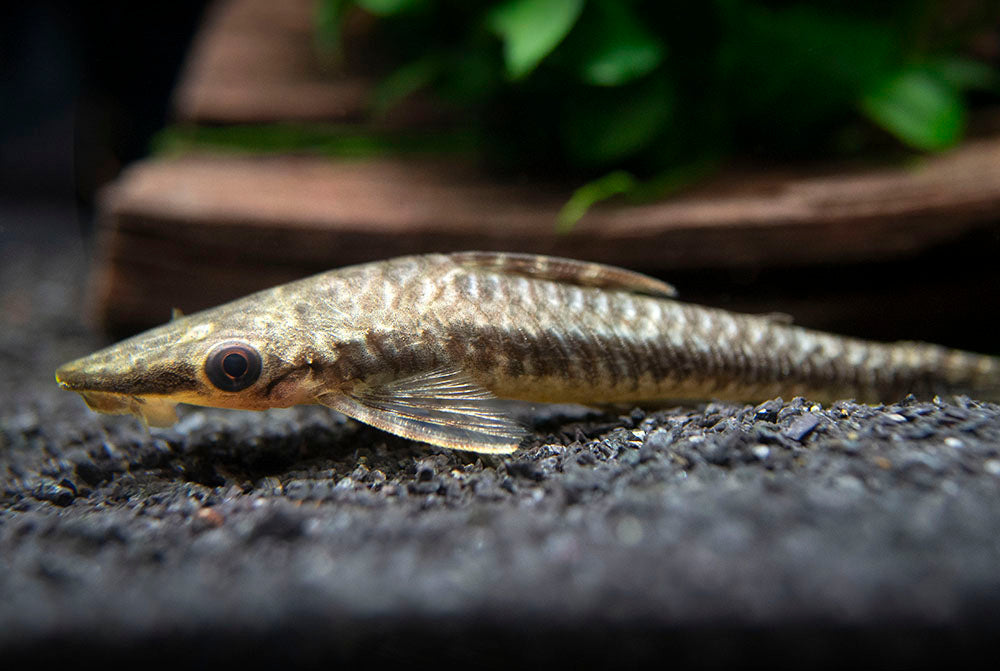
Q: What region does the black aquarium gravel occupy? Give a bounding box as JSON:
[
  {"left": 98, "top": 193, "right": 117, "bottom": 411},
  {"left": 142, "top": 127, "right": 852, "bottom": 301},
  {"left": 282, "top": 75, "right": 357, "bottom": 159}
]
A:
[{"left": 3, "top": 206, "right": 1000, "bottom": 666}]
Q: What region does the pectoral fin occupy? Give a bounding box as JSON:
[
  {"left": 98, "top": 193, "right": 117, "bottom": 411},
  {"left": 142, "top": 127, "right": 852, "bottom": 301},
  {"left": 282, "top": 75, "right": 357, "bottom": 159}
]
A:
[
  {"left": 138, "top": 397, "right": 180, "bottom": 428},
  {"left": 318, "top": 367, "right": 527, "bottom": 454}
]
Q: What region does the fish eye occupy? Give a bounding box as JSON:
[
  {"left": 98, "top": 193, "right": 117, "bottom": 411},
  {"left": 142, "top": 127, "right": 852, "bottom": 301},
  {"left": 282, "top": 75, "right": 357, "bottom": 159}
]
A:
[{"left": 205, "top": 341, "right": 261, "bottom": 392}]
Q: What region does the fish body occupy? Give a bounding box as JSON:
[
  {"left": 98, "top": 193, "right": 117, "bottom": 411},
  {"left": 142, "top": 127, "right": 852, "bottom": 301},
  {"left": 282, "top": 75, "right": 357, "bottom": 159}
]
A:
[{"left": 56, "top": 252, "right": 1000, "bottom": 453}]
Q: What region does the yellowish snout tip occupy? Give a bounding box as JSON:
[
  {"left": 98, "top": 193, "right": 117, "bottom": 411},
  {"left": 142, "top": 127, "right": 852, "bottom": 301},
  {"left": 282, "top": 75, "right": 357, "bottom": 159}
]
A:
[{"left": 55, "top": 360, "right": 92, "bottom": 392}]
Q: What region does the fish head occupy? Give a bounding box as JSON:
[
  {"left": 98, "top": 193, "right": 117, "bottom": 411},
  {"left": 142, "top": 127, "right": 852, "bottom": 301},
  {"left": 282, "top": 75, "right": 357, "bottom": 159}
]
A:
[{"left": 55, "top": 302, "right": 322, "bottom": 427}]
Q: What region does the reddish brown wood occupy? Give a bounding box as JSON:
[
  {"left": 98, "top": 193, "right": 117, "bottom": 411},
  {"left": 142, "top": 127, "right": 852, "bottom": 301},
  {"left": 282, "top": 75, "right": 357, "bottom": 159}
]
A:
[
  {"left": 92, "top": 138, "right": 1000, "bottom": 334},
  {"left": 102, "top": 0, "right": 1000, "bottom": 344},
  {"left": 172, "top": 0, "right": 444, "bottom": 126}
]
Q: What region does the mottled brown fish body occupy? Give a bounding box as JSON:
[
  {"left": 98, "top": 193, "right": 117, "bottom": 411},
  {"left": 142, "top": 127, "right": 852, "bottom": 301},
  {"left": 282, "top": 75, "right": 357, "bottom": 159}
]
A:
[
  {"left": 286, "top": 254, "right": 999, "bottom": 407},
  {"left": 56, "top": 252, "right": 1000, "bottom": 453}
]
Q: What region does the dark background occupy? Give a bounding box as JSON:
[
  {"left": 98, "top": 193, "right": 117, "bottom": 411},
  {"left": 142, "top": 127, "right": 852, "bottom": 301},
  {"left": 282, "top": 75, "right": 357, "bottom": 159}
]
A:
[{"left": 0, "top": 1, "right": 206, "bottom": 213}]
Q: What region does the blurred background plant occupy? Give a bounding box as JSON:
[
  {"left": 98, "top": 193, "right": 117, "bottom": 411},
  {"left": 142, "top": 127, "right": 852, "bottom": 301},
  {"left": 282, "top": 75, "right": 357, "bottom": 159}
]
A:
[{"left": 312, "top": 0, "right": 999, "bottom": 226}]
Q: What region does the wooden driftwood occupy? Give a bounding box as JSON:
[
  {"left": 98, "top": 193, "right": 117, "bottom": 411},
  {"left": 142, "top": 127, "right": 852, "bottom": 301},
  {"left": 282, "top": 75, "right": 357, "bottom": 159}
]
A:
[
  {"left": 173, "top": 0, "right": 361, "bottom": 123},
  {"left": 90, "top": 0, "right": 1000, "bottom": 350},
  {"left": 172, "top": 0, "right": 444, "bottom": 126},
  {"left": 93, "top": 141, "right": 1000, "bottom": 344}
]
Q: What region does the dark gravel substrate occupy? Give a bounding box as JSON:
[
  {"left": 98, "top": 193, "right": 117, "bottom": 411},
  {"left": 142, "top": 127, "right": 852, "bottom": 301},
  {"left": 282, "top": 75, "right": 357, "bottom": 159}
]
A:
[{"left": 3, "top": 206, "right": 1000, "bottom": 667}]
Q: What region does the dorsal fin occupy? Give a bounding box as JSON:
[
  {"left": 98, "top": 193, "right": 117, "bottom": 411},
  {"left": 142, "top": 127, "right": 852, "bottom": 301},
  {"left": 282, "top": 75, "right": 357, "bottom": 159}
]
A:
[
  {"left": 759, "top": 311, "right": 794, "bottom": 325},
  {"left": 449, "top": 252, "right": 677, "bottom": 298}
]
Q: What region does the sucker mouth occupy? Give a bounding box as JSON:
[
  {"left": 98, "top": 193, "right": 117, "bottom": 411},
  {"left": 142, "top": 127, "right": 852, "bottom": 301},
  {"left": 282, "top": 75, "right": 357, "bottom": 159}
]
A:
[
  {"left": 55, "top": 367, "right": 83, "bottom": 391},
  {"left": 75, "top": 391, "right": 180, "bottom": 428},
  {"left": 79, "top": 390, "right": 136, "bottom": 415}
]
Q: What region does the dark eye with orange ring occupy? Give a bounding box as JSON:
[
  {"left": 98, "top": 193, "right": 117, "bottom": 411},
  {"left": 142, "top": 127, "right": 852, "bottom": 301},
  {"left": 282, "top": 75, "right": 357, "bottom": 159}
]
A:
[{"left": 205, "top": 341, "right": 262, "bottom": 392}]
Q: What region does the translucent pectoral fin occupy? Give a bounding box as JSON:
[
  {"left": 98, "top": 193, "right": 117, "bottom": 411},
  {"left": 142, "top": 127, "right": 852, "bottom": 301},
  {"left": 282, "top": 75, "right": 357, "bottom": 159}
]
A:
[
  {"left": 136, "top": 397, "right": 179, "bottom": 428},
  {"left": 317, "top": 368, "right": 527, "bottom": 454}
]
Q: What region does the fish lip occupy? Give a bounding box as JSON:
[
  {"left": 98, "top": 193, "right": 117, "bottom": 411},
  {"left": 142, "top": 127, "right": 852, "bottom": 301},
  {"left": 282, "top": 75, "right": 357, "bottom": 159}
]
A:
[{"left": 55, "top": 364, "right": 86, "bottom": 391}]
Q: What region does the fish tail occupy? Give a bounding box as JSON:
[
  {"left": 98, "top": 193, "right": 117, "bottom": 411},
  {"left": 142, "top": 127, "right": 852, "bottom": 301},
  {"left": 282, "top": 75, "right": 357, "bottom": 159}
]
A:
[
  {"left": 878, "top": 341, "right": 1000, "bottom": 403},
  {"left": 725, "top": 318, "right": 1000, "bottom": 404}
]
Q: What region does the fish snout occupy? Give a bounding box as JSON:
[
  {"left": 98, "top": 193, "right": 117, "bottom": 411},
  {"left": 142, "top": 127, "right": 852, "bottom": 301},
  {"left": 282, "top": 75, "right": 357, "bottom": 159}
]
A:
[
  {"left": 55, "top": 357, "right": 133, "bottom": 415},
  {"left": 55, "top": 360, "right": 90, "bottom": 390},
  {"left": 55, "top": 341, "right": 204, "bottom": 403},
  {"left": 55, "top": 353, "right": 123, "bottom": 393}
]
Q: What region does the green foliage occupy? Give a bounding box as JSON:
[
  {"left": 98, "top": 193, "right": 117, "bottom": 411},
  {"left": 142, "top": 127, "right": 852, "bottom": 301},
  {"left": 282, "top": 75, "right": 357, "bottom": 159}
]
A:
[
  {"left": 572, "top": 0, "right": 665, "bottom": 87},
  {"left": 861, "top": 68, "right": 965, "bottom": 150},
  {"left": 562, "top": 76, "right": 673, "bottom": 165},
  {"left": 315, "top": 0, "right": 348, "bottom": 62},
  {"left": 488, "top": 0, "right": 584, "bottom": 79},
  {"left": 355, "top": 0, "right": 428, "bottom": 15},
  {"left": 927, "top": 57, "right": 1000, "bottom": 91},
  {"left": 311, "top": 0, "right": 998, "bottom": 219},
  {"left": 153, "top": 124, "right": 478, "bottom": 158},
  {"left": 557, "top": 170, "right": 635, "bottom": 232},
  {"left": 557, "top": 156, "right": 719, "bottom": 231},
  {"left": 371, "top": 55, "right": 444, "bottom": 117}
]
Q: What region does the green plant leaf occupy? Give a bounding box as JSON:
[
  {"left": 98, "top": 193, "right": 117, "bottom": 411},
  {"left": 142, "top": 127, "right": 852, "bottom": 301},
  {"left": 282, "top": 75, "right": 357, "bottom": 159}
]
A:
[
  {"left": 152, "top": 123, "right": 479, "bottom": 158},
  {"left": 488, "top": 0, "right": 584, "bottom": 79},
  {"left": 315, "top": 0, "right": 348, "bottom": 62},
  {"left": 557, "top": 171, "right": 636, "bottom": 232},
  {"left": 556, "top": 156, "right": 721, "bottom": 232},
  {"left": 626, "top": 156, "right": 721, "bottom": 203},
  {"left": 727, "top": 5, "right": 901, "bottom": 143},
  {"left": 438, "top": 48, "right": 501, "bottom": 103},
  {"left": 861, "top": 68, "right": 965, "bottom": 151},
  {"left": 925, "top": 57, "right": 999, "bottom": 92},
  {"left": 371, "top": 55, "right": 442, "bottom": 117},
  {"left": 355, "top": 0, "right": 426, "bottom": 15},
  {"left": 576, "top": 0, "right": 665, "bottom": 86},
  {"left": 563, "top": 77, "right": 673, "bottom": 165}
]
